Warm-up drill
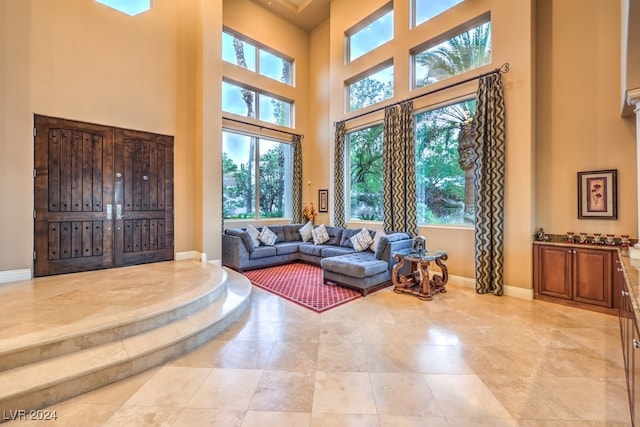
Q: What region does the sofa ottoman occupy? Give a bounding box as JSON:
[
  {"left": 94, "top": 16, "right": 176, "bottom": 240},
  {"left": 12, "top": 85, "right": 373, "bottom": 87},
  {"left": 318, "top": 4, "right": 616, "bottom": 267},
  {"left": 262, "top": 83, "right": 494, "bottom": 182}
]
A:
[{"left": 321, "top": 252, "right": 391, "bottom": 296}]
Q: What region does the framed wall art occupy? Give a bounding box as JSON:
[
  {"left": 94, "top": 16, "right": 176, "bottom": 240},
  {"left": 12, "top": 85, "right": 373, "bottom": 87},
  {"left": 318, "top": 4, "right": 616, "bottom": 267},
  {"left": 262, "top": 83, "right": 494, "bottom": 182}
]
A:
[
  {"left": 577, "top": 169, "right": 617, "bottom": 219},
  {"left": 318, "top": 189, "right": 328, "bottom": 212}
]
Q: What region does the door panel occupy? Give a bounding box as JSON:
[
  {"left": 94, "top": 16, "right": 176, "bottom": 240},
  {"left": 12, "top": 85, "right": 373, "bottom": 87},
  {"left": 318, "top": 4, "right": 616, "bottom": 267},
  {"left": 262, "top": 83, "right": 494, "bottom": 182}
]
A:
[
  {"left": 113, "top": 129, "right": 173, "bottom": 267},
  {"left": 34, "top": 115, "right": 174, "bottom": 277},
  {"left": 34, "top": 116, "right": 114, "bottom": 276}
]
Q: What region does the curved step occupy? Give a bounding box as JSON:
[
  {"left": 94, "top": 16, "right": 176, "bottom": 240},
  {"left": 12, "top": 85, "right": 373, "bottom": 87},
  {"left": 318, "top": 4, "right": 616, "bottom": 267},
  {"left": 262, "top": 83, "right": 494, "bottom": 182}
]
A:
[
  {"left": 0, "top": 265, "right": 251, "bottom": 415},
  {"left": 0, "top": 261, "right": 228, "bottom": 372}
]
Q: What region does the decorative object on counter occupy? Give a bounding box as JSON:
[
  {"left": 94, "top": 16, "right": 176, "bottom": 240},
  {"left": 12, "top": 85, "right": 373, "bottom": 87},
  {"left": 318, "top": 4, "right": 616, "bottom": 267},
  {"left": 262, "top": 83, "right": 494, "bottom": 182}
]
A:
[
  {"left": 534, "top": 228, "right": 548, "bottom": 241},
  {"left": 577, "top": 169, "right": 618, "bottom": 219},
  {"left": 593, "top": 233, "right": 602, "bottom": 244},
  {"left": 621, "top": 234, "right": 630, "bottom": 247},
  {"left": 579, "top": 232, "right": 588, "bottom": 243},
  {"left": 411, "top": 235, "right": 427, "bottom": 254},
  {"left": 606, "top": 234, "right": 615, "bottom": 246},
  {"left": 566, "top": 231, "right": 575, "bottom": 242}
]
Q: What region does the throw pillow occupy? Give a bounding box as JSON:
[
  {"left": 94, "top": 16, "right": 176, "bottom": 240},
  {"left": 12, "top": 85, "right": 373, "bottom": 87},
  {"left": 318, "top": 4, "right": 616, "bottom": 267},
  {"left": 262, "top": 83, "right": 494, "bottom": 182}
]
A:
[
  {"left": 370, "top": 229, "right": 387, "bottom": 253},
  {"left": 245, "top": 224, "right": 261, "bottom": 248},
  {"left": 298, "top": 221, "right": 314, "bottom": 242},
  {"left": 311, "top": 224, "right": 330, "bottom": 245},
  {"left": 258, "top": 226, "right": 278, "bottom": 246},
  {"left": 351, "top": 227, "right": 374, "bottom": 252}
]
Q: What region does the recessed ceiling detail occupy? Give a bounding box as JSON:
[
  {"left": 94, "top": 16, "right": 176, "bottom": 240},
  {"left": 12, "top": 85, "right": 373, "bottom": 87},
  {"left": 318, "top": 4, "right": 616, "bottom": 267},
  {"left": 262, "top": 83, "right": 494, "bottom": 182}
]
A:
[{"left": 96, "top": 0, "right": 151, "bottom": 16}]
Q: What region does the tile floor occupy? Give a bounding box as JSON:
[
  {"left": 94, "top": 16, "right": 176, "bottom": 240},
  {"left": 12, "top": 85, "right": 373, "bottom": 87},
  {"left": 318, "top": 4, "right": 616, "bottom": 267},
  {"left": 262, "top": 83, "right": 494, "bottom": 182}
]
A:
[{"left": 3, "top": 274, "right": 632, "bottom": 426}]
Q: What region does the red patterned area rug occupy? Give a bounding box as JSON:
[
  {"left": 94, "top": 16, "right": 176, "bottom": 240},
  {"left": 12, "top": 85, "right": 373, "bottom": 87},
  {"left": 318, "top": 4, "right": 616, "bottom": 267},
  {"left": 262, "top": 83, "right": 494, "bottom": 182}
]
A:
[{"left": 243, "top": 262, "right": 361, "bottom": 313}]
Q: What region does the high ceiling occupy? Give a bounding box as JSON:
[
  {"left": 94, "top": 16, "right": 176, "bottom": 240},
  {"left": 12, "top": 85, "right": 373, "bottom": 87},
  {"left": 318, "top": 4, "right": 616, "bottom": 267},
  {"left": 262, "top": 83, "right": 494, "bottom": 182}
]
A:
[{"left": 249, "top": 0, "right": 331, "bottom": 32}]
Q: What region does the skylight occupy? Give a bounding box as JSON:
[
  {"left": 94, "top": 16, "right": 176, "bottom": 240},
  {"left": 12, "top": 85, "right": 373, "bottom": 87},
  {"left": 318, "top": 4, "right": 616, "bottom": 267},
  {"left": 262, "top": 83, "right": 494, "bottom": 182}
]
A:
[{"left": 96, "top": 0, "right": 151, "bottom": 16}]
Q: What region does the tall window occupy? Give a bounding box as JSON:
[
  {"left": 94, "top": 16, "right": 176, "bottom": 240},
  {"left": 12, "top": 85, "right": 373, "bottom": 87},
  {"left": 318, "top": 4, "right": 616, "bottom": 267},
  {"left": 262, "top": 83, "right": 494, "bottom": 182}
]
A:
[
  {"left": 222, "top": 131, "right": 293, "bottom": 220},
  {"left": 348, "top": 64, "right": 394, "bottom": 112},
  {"left": 415, "top": 99, "right": 476, "bottom": 225},
  {"left": 222, "top": 29, "right": 293, "bottom": 85},
  {"left": 222, "top": 81, "right": 293, "bottom": 127},
  {"left": 413, "top": 0, "right": 463, "bottom": 28},
  {"left": 348, "top": 124, "right": 384, "bottom": 221},
  {"left": 346, "top": 4, "right": 394, "bottom": 62},
  {"left": 413, "top": 19, "right": 491, "bottom": 89}
]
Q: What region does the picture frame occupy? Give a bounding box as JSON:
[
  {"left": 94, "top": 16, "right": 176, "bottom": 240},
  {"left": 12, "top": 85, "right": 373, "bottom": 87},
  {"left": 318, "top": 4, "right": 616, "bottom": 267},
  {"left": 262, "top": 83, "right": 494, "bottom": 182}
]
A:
[
  {"left": 318, "top": 189, "right": 328, "bottom": 212},
  {"left": 577, "top": 169, "right": 617, "bottom": 219}
]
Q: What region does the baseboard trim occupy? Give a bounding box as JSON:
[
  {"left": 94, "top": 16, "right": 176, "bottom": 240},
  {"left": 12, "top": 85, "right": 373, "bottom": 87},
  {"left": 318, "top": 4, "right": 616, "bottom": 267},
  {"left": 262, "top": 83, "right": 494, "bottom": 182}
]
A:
[
  {"left": 175, "top": 251, "right": 200, "bottom": 261},
  {"left": 0, "top": 268, "right": 32, "bottom": 284},
  {"left": 445, "top": 273, "right": 533, "bottom": 300}
]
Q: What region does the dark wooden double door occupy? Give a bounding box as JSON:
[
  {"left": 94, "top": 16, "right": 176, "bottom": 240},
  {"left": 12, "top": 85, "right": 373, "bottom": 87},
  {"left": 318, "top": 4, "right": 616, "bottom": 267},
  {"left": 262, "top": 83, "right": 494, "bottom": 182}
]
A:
[{"left": 34, "top": 115, "right": 174, "bottom": 277}]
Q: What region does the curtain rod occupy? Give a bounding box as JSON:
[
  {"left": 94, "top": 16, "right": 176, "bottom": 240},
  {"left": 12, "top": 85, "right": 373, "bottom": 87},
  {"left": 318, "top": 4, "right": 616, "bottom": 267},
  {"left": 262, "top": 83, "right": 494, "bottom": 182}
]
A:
[
  {"left": 336, "top": 62, "right": 510, "bottom": 126},
  {"left": 223, "top": 116, "right": 303, "bottom": 139}
]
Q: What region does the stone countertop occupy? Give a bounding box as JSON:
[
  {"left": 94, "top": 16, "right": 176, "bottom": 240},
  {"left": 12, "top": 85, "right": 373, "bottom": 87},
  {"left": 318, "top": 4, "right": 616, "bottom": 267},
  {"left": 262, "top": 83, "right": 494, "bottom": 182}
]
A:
[{"left": 533, "top": 237, "right": 639, "bottom": 330}]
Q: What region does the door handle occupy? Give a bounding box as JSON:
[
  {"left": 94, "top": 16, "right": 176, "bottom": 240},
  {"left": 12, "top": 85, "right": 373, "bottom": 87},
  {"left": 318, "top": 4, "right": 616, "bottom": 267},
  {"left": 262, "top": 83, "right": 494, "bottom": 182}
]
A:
[
  {"left": 106, "top": 204, "right": 112, "bottom": 220},
  {"left": 117, "top": 204, "right": 124, "bottom": 219}
]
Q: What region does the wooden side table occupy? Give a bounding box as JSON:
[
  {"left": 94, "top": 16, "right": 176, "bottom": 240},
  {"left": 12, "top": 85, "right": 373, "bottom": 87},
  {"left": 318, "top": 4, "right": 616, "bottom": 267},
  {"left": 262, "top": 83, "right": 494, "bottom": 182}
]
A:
[{"left": 391, "top": 249, "right": 448, "bottom": 300}]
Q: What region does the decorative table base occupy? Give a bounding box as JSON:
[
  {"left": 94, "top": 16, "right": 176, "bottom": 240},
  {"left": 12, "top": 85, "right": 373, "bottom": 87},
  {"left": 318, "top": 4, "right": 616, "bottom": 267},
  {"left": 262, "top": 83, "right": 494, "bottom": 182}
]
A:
[{"left": 391, "top": 250, "right": 448, "bottom": 301}]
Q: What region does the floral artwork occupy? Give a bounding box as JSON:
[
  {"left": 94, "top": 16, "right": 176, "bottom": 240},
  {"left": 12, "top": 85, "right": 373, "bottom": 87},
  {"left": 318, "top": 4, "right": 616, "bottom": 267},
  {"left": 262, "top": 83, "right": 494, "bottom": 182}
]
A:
[
  {"left": 586, "top": 177, "right": 606, "bottom": 212},
  {"left": 578, "top": 170, "right": 617, "bottom": 219},
  {"left": 302, "top": 203, "right": 317, "bottom": 222}
]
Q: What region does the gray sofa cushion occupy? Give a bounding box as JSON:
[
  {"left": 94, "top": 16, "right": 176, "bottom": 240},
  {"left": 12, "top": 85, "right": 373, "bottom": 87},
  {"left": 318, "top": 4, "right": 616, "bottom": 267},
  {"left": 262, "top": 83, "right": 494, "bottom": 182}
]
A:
[
  {"left": 321, "top": 252, "right": 389, "bottom": 278},
  {"left": 298, "top": 243, "right": 327, "bottom": 257},
  {"left": 225, "top": 229, "right": 255, "bottom": 253},
  {"left": 282, "top": 224, "right": 304, "bottom": 242},
  {"left": 375, "top": 232, "right": 412, "bottom": 259},
  {"left": 320, "top": 246, "right": 355, "bottom": 258},
  {"left": 250, "top": 246, "right": 277, "bottom": 259},
  {"left": 262, "top": 225, "right": 285, "bottom": 243},
  {"left": 340, "top": 228, "right": 362, "bottom": 248},
  {"left": 325, "top": 226, "right": 343, "bottom": 245},
  {"left": 274, "top": 242, "right": 300, "bottom": 255}
]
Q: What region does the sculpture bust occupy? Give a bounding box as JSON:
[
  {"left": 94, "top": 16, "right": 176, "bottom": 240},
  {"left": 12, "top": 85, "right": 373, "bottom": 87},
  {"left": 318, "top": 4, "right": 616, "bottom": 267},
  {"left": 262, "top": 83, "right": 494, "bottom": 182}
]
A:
[{"left": 412, "top": 235, "right": 427, "bottom": 254}]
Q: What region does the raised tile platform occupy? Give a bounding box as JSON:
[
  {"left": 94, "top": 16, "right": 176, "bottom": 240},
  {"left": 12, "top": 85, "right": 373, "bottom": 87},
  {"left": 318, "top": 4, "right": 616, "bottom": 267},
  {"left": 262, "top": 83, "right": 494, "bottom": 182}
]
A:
[{"left": 0, "top": 260, "right": 251, "bottom": 415}]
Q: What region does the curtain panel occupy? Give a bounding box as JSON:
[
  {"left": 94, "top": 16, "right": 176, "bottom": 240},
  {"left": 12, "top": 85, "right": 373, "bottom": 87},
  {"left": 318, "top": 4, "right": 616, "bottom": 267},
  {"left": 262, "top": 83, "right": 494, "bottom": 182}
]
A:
[
  {"left": 333, "top": 121, "right": 346, "bottom": 228},
  {"left": 473, "top": 73, "right": 506, "bottom": 295},
  {"left": 383, "top": 101, "right": 417, "bottom": 236},
  {"left": 291, "top": 134, "right": 303, "bottom": 224}
]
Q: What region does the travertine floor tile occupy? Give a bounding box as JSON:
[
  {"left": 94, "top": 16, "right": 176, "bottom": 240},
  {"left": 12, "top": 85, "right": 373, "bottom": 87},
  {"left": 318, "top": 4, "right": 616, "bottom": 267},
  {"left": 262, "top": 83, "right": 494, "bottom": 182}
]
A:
[{"left": 312, "top": 371, "right": 377, "bottom": 414}]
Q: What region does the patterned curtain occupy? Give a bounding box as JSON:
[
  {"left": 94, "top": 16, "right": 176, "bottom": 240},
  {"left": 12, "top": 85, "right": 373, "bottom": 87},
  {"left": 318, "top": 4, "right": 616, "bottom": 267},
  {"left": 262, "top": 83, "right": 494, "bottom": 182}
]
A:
[
  {"left": 291, "top": 134, "right": 303, "bottom": 223},
  {"left": 473, "top": 72, "right": 506, "bottom": 295},
  {"left": 333, "top": 121, "right": 346, "bottom": 227},
  {"left": 383, "top": 101, "right": 417, "bottom": 235}
]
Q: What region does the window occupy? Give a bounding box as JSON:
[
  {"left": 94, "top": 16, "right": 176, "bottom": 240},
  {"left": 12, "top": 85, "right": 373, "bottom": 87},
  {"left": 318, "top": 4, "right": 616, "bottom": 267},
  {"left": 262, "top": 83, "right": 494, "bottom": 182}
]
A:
[
  {"left": 348, "top": 64, "right": 394, "bottom": 112},
  {"left": 347, "top": 4, "right": 394, "bottom": 62},
  {"left": 222, "top": 29, "right": 293, "bottom": 85},
  {"left": 413, "top": 20, "right": 491, "bottom": 89},
  {"left": 348, "top": 124, "right": 384, "bottom": 221},
  {"left": 415, "top": 99, "right": 476, "bottom": 225},
  {"left": 222, "top": 80, "right": 293, "bottom": 127},
  {"left": 96, "top": 0, "right": 150, "bottom": 16},
  {"left": 222, "top": 131, "right": 293, "bottom": 220},
  {"left": 413, "top": 0, "right": 463, "bottom": 28}
]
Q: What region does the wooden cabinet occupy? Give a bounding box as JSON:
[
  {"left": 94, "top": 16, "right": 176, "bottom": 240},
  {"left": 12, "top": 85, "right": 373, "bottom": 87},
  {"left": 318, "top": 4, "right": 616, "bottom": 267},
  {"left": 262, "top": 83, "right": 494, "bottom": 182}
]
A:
[
  {"left": 620, "top": 278, "right": 640, "bottom": 425},
  {"left": 533, "top": 243, "right": 618, "bottom": 315}
]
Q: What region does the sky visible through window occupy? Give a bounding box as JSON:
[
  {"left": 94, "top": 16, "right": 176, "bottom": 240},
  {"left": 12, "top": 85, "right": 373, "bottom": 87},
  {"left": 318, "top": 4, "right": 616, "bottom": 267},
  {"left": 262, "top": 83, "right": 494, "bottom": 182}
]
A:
[
  {"left": 95, "top": 0, "right": 150, "bottom": 16},
  {"left": 349, "top": 10, "right": 394, "bottom": 62},
  {"left": 415, "top": 0, "right": 463, "bottom": 27}
]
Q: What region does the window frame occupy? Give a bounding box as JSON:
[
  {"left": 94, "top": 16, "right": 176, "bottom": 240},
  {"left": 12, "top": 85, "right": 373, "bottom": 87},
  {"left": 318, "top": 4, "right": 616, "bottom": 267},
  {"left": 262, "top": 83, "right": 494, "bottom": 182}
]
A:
[
  {"left": 410, "top": 13, "right": 492, "bottom": 90},
  {"left": 345, "top": 2, "right": 394, "bottom": 63},
  {"left": 222, "top": 129, "right": 294, "bottom": 221},
  {"left": 346, "top": 59, "right": 395, "bottom": 113},
  {"left": 413, "top": 96, "right": 477, "bottom": 227},
  {"left": 345, "top": 123, "right": 385, "bottom": 222},
  {"left": 411, "top": 0, "right": 464, "bottom": 29},
  {"left": 222, "top": 79, "right": 294, "bottom": 127},
  {"left": 222, "top": 27, "right": 295, "bottom": 86}
]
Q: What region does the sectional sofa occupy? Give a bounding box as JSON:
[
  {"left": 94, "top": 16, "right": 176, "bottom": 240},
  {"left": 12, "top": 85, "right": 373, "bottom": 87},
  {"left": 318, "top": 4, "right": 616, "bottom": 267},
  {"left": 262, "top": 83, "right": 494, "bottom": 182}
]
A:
[{"left": 221, "top": 223, "right": 413, "bottom": 296}]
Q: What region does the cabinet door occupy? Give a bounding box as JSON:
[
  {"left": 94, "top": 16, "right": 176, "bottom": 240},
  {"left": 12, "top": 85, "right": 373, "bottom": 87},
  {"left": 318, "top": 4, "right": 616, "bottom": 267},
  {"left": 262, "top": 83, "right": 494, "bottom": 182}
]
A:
[
  {"left": 536, "top": 245, "right": 572, "bottom": 299},
  {"left": 573, "top": 248, "right": 613, "bottom": 307}
]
